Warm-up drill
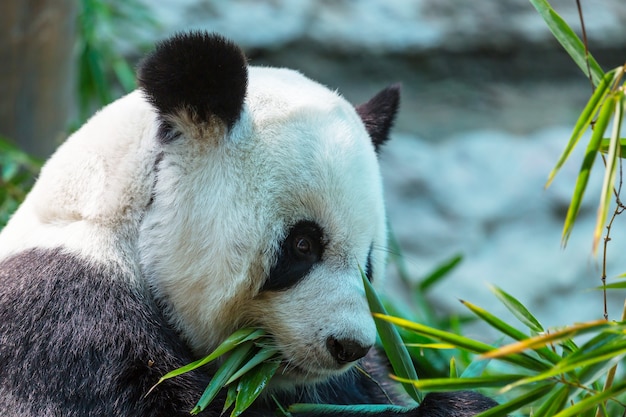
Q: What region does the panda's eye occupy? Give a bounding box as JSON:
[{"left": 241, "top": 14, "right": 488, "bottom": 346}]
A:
[
  {"left": 262, "top": 221, "right": 325, "bottom": 292},
  {"left": 292, "top": 235, "right": 320, "bottom": 262}
]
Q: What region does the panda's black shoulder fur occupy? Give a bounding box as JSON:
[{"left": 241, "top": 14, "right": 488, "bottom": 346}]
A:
[
  {"left": 0, "top": 248, "right": 211, "bottom": 416},
  {"left": 0, "top": 248, "right": 496, "bottom": 415},
  {"left": 137, "top": 32, "right": 248, "bottom": 134}
]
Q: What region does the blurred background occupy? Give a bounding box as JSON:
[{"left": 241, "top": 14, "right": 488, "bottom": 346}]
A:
[{"left": 2, "top": 0, "right": 626, "bottom": 339}]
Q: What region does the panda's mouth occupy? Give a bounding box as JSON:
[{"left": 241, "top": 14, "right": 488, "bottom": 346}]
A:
[{"left": 274, "top": 355, "right": 352, "bottom": 384}]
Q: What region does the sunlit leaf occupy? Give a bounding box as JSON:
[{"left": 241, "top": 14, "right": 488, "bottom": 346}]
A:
[
  {"left": 599, "top": 138, "right": 626, "bottom": 156},
  {"left": 374, "top": 314, "right": 548, "bottom": 371},
  {"left": 482, "top": 320, "right": 612, "bottom": 359},
  {"left": 593, "top": 89, "right": 624, "bottom": 253},
  {"left": 404, "top": 343, "right": 456, "bottom": 350},
  {"left": 562, "top": 94, "right": 616, "bottom": 246},
  {"left": 501, "top": 346, "right": 626, "bottom": 392},
  {"left": 449, "top": 357, "right": 457, "bottom": 378},
  {"left": 489, "top": 285, "right": 544, "bottom": 333},
  {"left": 460, "top": 299, "right": 560, "bottom": 364}
]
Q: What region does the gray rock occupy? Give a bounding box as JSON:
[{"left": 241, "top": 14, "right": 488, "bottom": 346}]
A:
[{"left": 145, "top": 0, "right": 626, "bottom": 52}]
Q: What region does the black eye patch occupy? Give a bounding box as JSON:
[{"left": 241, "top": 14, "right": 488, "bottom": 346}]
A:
[{"left": 262, "top": 221, "right": 324, "bottom": 292}]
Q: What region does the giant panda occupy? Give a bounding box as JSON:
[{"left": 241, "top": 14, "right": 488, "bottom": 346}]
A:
[{"left": 0, "top": 32, "right": 496, "bottom": 416}]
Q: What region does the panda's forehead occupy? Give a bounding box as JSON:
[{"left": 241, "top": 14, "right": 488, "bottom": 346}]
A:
[{"left": 237, "top": 67, "right": 384, "bottom": 252}]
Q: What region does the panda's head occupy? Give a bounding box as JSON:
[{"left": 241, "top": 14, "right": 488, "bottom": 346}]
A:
[{"left": 137, "top": 32, "right": 399, "bottom": 385}]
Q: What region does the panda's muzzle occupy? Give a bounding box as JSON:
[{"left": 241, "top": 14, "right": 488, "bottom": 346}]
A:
[{"left": 326, "top": 336, "right": 372, "bottom": 365}]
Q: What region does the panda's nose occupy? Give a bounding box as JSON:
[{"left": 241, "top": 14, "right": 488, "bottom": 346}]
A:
[{"left": 326, "top": 336, "right": 372, "bottom": 364}]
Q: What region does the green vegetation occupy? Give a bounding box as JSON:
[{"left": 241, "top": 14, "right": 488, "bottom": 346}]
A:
[{"left": 1, "top": 0, "right": 625, "bottom": 416}]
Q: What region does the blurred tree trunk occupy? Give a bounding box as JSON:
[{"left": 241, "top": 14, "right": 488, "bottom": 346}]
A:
[{"left": 0, "top": 0, "right": 77, "bottom": 159}]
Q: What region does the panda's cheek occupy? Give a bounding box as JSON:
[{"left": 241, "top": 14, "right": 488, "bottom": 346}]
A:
[{"left": 254, "top": 271, "right": 376, "bottom": 376}]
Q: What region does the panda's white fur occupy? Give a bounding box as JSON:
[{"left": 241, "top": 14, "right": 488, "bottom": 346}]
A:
[
  {"left": 139, "top": 67, "right": 384, "bottom": 375},
  {"left": 0, "top": 32, "right": 495, "bottom": 416},
  {"left": 0, "top": 90, "right": 157, "bottom": 266}
]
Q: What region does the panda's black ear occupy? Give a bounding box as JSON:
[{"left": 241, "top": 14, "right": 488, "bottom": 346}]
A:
[
  {"left": 137, "top": 31, "right": 248, "bottom": 138},
  {"left": 355, "top": 84, "right": 400, "bottom": 152}
]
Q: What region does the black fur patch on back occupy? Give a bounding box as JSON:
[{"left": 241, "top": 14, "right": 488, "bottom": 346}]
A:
[
  {"left": 356, "top": 84, "right": 401, "bottom": 152},
  {"left": 0, "top": 248, "right": 211, "bottom": 416},
  {"left": 137, "top": 31, "right": 248, "bottom": 136}
]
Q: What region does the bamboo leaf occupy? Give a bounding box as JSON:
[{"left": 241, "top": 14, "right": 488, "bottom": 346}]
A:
[
  {"left": 191, "top": 342, "right": 255, "bottom": 414},
  {"left": 460, "top": 355, "right": 492, "bottom": 379},
  {"left": 449, "top": 357, "right": 457, "bottom": 378},
  {"left": 374, "top": 314, "right": 548, "bottom": 372},
  {"left": 460, "top": 299, "right": 561, "bottom": 364},
  {"left": 595, "top": 281, "right": 626, "bottom": 290},
  {"left": 482, "top": 320, "right": 612, "bottom": 359},
  {"left": 562, "top": 95, "right": 616, "bottom": 246},
  {"left": 546, "top": 70, "right": 615, "bottom": 187},
  {"left": 288, "top": 404, "right": 412, "bottom": 414},
  {"left": 361, "top": 268, "right": 422, "bottom": 403},
  {"left": 231, "top": 360, "right": 280, "bottom": 416},
  {"left": 404, "top": 343, "right": 456, "bottom": 349},
  {"left": 392, "top": 374, "right": 525, "bottom": 391},
  {"left": 599, "top": 138, "right": 626, "bottom": 156},
  {"left": 593, "top": 89, "right": 624, "bottom": 254},
  {"left": 489, "top": 285, "right": 544, "bottom": 333},
  {"left": 222, "top": 384, "right": 238, "bottom": 415},
  {"left": 501, "top": 346, "right": 626, "bottom": 392},
  {"left": 532, "top": 385, "right": 570, "bottom": 417},
  {"left": 225, "top": 346, "right": 280, "bottom": 385},
  {"left": 475, "top": 383, "right": 556, "bottom": 417},
  {"left": 552, "top": 381, "right": 626, "bottom": 417},
  {"left": 419, "top": 254, "right": 463, "bottom": 292},
  {"left": 529, "top": 0, "right": 604, "bottom": 85},
  {"left": 151, "top": 328, "right": 264, "bottom": 387}
]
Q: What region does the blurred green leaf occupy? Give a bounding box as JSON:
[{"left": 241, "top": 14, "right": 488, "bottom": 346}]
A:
[
  {"left": 475, "top": 383, "right": 556, "bottom": 417},
  {"left": 419, "top": 254, "right": 463, "bottom": 292},
  {"left": 552, "top": 380, "right": 626, "bottom": 417},
  {"left": 532, "top": 386, "right": 571, "bottom": 417}
]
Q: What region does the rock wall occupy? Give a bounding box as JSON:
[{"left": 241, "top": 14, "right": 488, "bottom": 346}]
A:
[{"left": 143, "top": 0, "right": 626, "bottom": 334}]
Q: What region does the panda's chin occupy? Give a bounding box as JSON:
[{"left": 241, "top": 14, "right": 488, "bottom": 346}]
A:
[{"left": 271, "top": 360, "right": 353, "bottom": 387}]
